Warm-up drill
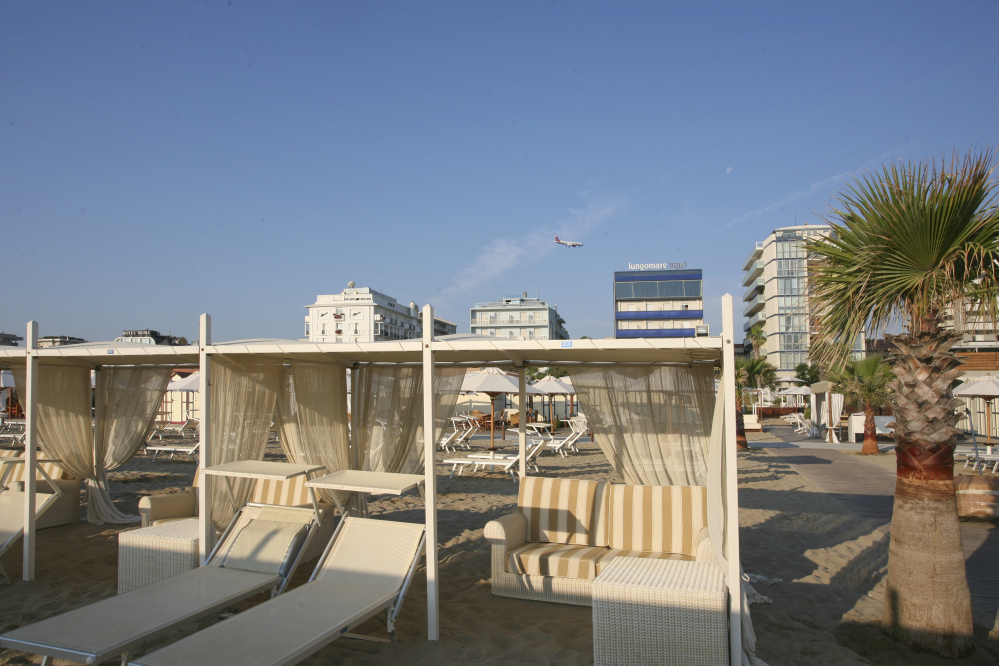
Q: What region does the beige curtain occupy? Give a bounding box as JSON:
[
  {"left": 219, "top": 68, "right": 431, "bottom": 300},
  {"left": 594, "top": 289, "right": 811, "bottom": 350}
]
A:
[
  {"left": 90, "top": 366, "right": 172, "bottom": 524},
  {"left": 12, "top": 364, "right": 92, "bottom": 481},
  {"left": 568, "top": 364, "right": 715, "bottom": 485},
  {"left": 208, "top": 355, "right": 282, "bottom": 530},
  {"left": 354, "top": 365, "right": 464, "bottom": 475},
  {"left": 273, "top": 362, "right": 351, "bottom": 507}
]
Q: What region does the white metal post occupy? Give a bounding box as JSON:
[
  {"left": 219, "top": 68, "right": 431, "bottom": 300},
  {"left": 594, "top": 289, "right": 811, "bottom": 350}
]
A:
[
  {"left": 721, "top": 294, "right": 742, "bottom": 665},
  {"left": 350, "top": 367, "right": 358, "bottom": 471},
  {"left": 518, "top": 367, "right": 526, "bottom": 478},
  {"left": 421, "top": 305, "right": 439, "bottom": 640},
  {"left": 23, "top": 321, "right": 38, "bottom": 581},
  {"left": 197, "top": 314, "right": 213, "bottom": 565}
]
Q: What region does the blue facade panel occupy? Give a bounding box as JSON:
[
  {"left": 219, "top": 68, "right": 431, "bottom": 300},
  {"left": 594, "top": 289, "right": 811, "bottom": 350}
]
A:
[
  {"left": 615, "top": 310, "right": 703, "bottom": 320},
  {"left": 615, "top": 329, "right": 696, "bottom": 338}
]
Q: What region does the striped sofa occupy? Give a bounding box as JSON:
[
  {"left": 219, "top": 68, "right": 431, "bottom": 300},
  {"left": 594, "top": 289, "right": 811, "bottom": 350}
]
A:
[
  {"left": 485, "top": 476, "right": 713, "bottom": 606},
  {"left": 137, "top": 471, "right": 337, "bottom": 563},
  {"left": 0, "top": 450, "right": 81, "bottom": 529}
]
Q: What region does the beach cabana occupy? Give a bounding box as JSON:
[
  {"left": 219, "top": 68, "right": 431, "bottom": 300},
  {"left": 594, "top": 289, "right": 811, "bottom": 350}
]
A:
[
  {"left": 810, "top": 381, "right": 844, "bottom": 442},
  {"left": 0, "top": 295, "right": 751, "bottom": 665}
]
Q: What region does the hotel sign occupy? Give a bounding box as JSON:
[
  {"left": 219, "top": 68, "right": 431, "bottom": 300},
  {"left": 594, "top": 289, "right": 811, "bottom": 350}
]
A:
[{"left": 628, "top": 262, "right": 687, "bottom": 270}]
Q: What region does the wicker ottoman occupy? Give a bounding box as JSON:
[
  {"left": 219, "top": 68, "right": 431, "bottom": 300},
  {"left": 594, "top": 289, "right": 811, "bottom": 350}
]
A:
[
  {"left": 592, "top": 557, "right": 728, "bottom": 666},
  {"left": 118, "top": 518, "right": 200, "bottom": 594}
]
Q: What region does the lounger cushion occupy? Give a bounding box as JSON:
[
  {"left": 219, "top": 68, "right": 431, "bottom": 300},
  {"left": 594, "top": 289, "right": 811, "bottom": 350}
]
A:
[
  {"left": 221, "top": 519, "right": 308, "bottom": 576},
  {"left": 506, "top": 542, "right": 610, "bottom": 580},
  {"left": 518, "top": 477, "right": 609, "bottom": 546},
  {"left": 595, "top": 549, "right": 694, "bottom": 576},
  {"left": 607, "top": 484, "right": 708, "bottom": 556}
]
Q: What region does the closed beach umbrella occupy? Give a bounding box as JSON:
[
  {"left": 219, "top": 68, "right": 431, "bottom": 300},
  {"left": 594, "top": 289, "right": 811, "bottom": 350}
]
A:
[
  {"left": 954, "top": 375, "right": 999, "bottom": 448},
  {"left": 461, "top": 368, "right": 543, "bottom": 450}
]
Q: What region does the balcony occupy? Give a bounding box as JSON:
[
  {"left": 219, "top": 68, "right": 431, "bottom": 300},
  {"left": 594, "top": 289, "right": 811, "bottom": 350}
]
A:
[
  {"left": 742, "top": 261, "right": 763, "bottom": 286},
  {"left": 470, "top": 316, "right": 547, "bottom": 325},
  {"left": 741, "top": 242, "right": 764, "bottom": 272},
  {"left": 742, "top": 277, "right": 764, "bottom": 302},
  {"left": 742, "top": 293, "right": 765, "bottom": 318},
  {"left": 743, "top": 310, "right": 765, "bottom": 332}
]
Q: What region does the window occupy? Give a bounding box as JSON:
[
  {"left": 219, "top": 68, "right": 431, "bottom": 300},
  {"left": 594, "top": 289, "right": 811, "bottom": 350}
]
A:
[
  {"left": 634, "top": 281, "right": 658, "bottom": 298},
  {"left": 779, "top": 314, "right": 806, "bottom": 332},
  {"left": 779, "top": 332, "right": 808, "bottom": 352},
  {"left": 777, "top": 259, "right": 805, "bottom": 277},
  {"left": 776, "top": 240, "right": 805, "bottom": 259},
  {"left": 779, "top": 352, "right": 808, "bottom": 371},
  {"left": 777, "top": 277, "right": 805, "bottom": 296},
  {"left": 615, "top": 282, "right": 634, "bottom": 299},
  {"left": 682, "top": 304, "right": 689, "bottom": 311},
  {"left": 777, "top": 296, "right": 805, "bottom": 313},
  {"left": 657, "top": 281, "right": 684, "bottom": 298},
  {"left": 684, "top": 281, "right": 701, "bottom": 298},
  {"left": 373, "top": 322, "right": 381, "bottom": 336}
]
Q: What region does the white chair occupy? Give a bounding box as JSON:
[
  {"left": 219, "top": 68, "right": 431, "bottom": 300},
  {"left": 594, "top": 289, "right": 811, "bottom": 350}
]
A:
[
  {"left": 444, "top": 440, "right": 546, "bottom": 481},
  {"left": 129, "top": 518, "right": 426, "bottom": 665},
  {"left": 145, "top": 441, "right": 200, "bottom": 463},
  {"left": 150, "top": 419, "right": 200, "bottom": 441},
  {"left": 0, "top": 503, "right": 321, "bottom": 665}
]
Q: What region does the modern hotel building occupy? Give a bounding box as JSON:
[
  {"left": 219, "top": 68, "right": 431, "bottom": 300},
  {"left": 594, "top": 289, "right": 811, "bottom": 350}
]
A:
[
  {"left": 613, "top": 268, "right": 707, "bottom": 338},
  {"left": 742, "top": 224, "right": 863, "bottom": 374}
]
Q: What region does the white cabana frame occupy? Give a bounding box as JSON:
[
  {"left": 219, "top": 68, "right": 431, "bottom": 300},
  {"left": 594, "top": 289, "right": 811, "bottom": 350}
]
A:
[{"left": 0, "top": 296, "right": 742, "bottom": 665}]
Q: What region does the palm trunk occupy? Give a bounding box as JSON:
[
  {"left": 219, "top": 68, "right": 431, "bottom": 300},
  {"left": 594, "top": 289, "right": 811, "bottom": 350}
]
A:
[
  {"left": 735, "top": 394, "right": 748, "bottom": 449},
  {"left": 862, "top": 403, "right": 879, "bottom": 455},
  {"left": 883, "top": 317, "right": 973, "bottom": 657}
]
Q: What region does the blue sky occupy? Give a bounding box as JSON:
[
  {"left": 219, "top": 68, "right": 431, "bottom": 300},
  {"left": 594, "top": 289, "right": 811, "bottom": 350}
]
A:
[{"left": 2, "top": 2, "right": 997, "bottom": 343}]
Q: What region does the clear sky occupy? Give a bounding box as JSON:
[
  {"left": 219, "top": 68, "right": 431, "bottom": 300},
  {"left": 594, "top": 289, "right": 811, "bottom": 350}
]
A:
[{"left": 2, "top": 2, "right": 997, "bottom": 343}]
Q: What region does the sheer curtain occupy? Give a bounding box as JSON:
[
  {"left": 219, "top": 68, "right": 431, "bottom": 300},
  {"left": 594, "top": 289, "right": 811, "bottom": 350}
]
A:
[
  {"left": 91, "top": 366, "right": 172, "bottom": 524},
  {"left": 568, "top": 364, "right": 715, "bottom": 485},
  {"left": 208, "top": 355, "right": 282, "bottom": 530},
  {"left": 12, "top": 364, "right": 92, "bottom": 484},
  {"left": 354, "top": 365, "right": 464, "bottom": 475},
  {"left": 274, "top": 362, "right": 351, "bottom": 507}
]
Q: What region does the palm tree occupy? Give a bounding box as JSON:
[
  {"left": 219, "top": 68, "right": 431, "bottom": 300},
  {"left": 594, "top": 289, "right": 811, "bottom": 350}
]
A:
[
  {"left": 747, "top": 324, "right": 767, "bottom": 357},
  {"left": 806, "top": 150, "right": 999, "bottom": 657},
  {"left": 734, "top": 356, "right": 778, "bottom": 449},
  {"left": 827, "top": 354, "right": 894, "bottom": 455}
]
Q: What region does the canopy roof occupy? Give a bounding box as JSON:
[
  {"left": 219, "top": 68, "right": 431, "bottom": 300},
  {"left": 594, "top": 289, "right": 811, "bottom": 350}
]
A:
[
  {"left": 0, "top": 336, "right": 724, "bottom": 369},
  {"left": 778, "top": 385, "right": 812, "bottom": 396},
  {"left": 954, "top": 375, "right": 999, "bottom": 399}
]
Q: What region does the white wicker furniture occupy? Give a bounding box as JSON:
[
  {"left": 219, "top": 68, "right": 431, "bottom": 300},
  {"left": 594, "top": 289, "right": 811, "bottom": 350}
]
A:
[
  {"left": 118, "top": 518, "right": 200, "bottom": 594},
  {"left": 0, "top": 450, "right": 81, "bottom": 530},
  {"left": 592, "top": 557, "right": 727, "bottom": 666}
]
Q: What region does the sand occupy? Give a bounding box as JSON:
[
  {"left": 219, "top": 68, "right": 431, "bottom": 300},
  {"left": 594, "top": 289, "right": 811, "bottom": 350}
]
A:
[{"left": 2, "top": 430, "right": 999, "bottom": 665}]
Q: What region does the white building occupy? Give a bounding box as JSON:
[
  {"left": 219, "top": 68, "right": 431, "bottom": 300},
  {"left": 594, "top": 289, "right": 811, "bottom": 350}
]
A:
[
  {"left": 304, "top": 282, "right": 456, "bottom": 344},
  {"left": 469, "top": 293, "right": 569, "bottom": 340},
  {"left": 742, "top": 224, "right": 863, "bottom": 375}
]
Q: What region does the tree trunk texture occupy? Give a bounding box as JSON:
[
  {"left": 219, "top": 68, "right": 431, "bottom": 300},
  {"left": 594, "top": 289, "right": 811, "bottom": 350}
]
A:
[
  {"left": 862, "top": 404, "right": 879, "bottom": 455},
  {"left": 735, "top": 395, "right": 748, "bottom": 449},
  {"left": 883, "top": 317, "right": 973, "bottom": 657}
]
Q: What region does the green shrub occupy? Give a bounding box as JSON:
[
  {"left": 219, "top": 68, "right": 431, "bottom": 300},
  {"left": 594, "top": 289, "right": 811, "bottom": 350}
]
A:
[{"left": 803, "top": 408, "right": 811, "bottom": 420}]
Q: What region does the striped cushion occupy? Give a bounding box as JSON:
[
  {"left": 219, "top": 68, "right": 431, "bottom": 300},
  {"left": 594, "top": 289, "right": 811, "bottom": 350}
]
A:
[
  {"left": 607, "top": 484, "right": 708, "bottom": 555},
  {"left": 0, "top": 451, "right": 74, "bottom": 482},
  {"left": 506, "top": 542, "right": 609, "bottom": 580},
  {"left": 595, "top": 549, "right": 694, "bottom": 577},
  {"left": 251, "top": 475, "right": 311, "bottom": 506},
  {"left": 518, "top": 477, "right": 609, "bottom": 546}
]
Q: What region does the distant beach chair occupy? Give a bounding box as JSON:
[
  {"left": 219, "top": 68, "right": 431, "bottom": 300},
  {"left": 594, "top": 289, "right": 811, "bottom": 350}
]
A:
[
  {"left": 548, "top": 418, "right": 585, "bottom": 457},
  {"left": 145, "top": 440, "right": 200, "bottom": 463},
  {"left": 743, "top": 414, "right": 763, "bottom": 432},
  {"left": 128, "top": 518, "right": 425, "bottom": 665},
  {"left": 443, "top": 440, "right": 546, "bottom": 481},
  {"left": 788, "top": 413, "right": 810, "bottom": 434},
  {"left": 0, "top": 502, "right": 320, "bottom": 665},
  {"left": 150, "top": 419, "right": 200, "bottom": 441}
]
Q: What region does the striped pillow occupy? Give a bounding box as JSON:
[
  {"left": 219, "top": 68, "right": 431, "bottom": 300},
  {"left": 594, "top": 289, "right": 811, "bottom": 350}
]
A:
[
  {"left": 251, "top": 475, "right": 312, "bottom": 507},
  {"left": 607, "top": 484, "right": 708, "bottom": 555},
  {"left": 517, "top": 477, "right": 609, "bottom": 546},
  {"left": 506, "top": 542, "right": 609, "bottom": 581}
]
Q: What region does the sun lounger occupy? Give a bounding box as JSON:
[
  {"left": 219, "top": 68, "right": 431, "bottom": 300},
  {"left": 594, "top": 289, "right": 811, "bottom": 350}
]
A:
[
  {"left": 130, "top": 517, "right": 425, "bottom": 666},
  {"left": 150, "top": 419, "right": 200, "bottom": 441},
  {"left": 548, "top": 419, "right": 585, "bottom": 457},
  {"left": 743, "top": 414, "right": 763, "bottom": 432},
  {"left": 0, "top": 458, "right": 64, "bottom": 586},
  {"left": 145, "top": 441, "right": 200, "bottom": 463},
  {"left": 0, "top": 503, "right": 320, "bottom": 665},
  {"left": 439, "top": 419, "right": 466, "bottom": 453},
  {"left": 443, "top": 441, "right": 546, "bottom": 481}
]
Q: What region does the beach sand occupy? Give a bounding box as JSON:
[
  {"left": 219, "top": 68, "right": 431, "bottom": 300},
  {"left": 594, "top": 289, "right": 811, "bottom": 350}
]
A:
[{"left": 3, "top": 432, "right": 999, "bottom": 665}]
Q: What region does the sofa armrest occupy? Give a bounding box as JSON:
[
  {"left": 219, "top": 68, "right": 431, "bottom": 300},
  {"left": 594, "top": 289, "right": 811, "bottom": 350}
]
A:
[
  {"left": 139, "top": 491, "right": 196, "bottom": 527},
  {"left": 694, "top": 526, "right": 716, "bottom": 565},
  {"left": 484, "top": 512, "right": 528, "bottom": 550}
]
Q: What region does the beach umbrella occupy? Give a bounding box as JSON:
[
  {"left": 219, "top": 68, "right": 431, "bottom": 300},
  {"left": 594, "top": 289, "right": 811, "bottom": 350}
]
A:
[
  {"left": 954, "top": 375, "right": 999, "bottom": 448},
  {"left": 534, "top": 375, "right": 574, "bottom": 424},
  {"left": 166, "top": 372, "right": 200, "bottom": 392},
  {"left": 461, "top": 368, "right": 543, "bottom": 450}
]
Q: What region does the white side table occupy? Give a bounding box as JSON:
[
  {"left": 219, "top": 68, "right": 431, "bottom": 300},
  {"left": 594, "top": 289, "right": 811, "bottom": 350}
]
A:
[
  {"left": 592, "top": 557, "right": 728, "bottom": 666},
  {"left": 118, "top": 518, "right": 200, "bottom": 594}
]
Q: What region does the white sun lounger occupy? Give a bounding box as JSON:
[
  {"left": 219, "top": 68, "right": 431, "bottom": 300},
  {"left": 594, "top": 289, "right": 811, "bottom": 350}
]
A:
[
  {"left": 130, "top": 517, "right": 426, "bottom": 666},
  {"left": 0, "top": 458, "right": 64, "bottom": 586},
  {"left": 150, "top": 419, "right": 200, "bottom": 441},
  {"left": 547, "top": 419, "right": 585, "bottom": 457},
  {"left": 145, "top": 441, "right": 200, "bottom": 463},
  {"left": 443, "top": 441, "right": 546, "bottom": 481},
  {"left": 0, "top": 503, "right": 320, "bottom": 665}
]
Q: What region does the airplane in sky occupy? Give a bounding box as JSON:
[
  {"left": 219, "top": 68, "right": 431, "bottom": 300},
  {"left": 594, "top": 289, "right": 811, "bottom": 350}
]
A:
[{"left": 554, "top": 235, "right": 583, "bottom": 248}]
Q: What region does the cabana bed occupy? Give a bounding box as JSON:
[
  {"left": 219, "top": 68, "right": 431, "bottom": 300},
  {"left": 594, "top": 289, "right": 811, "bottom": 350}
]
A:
[{"left": 0, "top": 295, "right": 748, "bottom": 665}]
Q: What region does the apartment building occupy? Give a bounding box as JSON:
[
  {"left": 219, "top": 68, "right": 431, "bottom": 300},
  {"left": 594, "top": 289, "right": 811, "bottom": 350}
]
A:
[
  {"left": 469, "top": 294, "right": 569, "bottom": 340},
  {"left": 613, "top": 268, "right": 708, "bottom": 338},
  {"left": 0, "top": 332, "right": 22, "bottom": 347},
  {"left": 304, "top": 282, "right": 455, "bottom": 343},
  {"left": 742, "top": 224, "right": 863, "bottom": 374}
]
